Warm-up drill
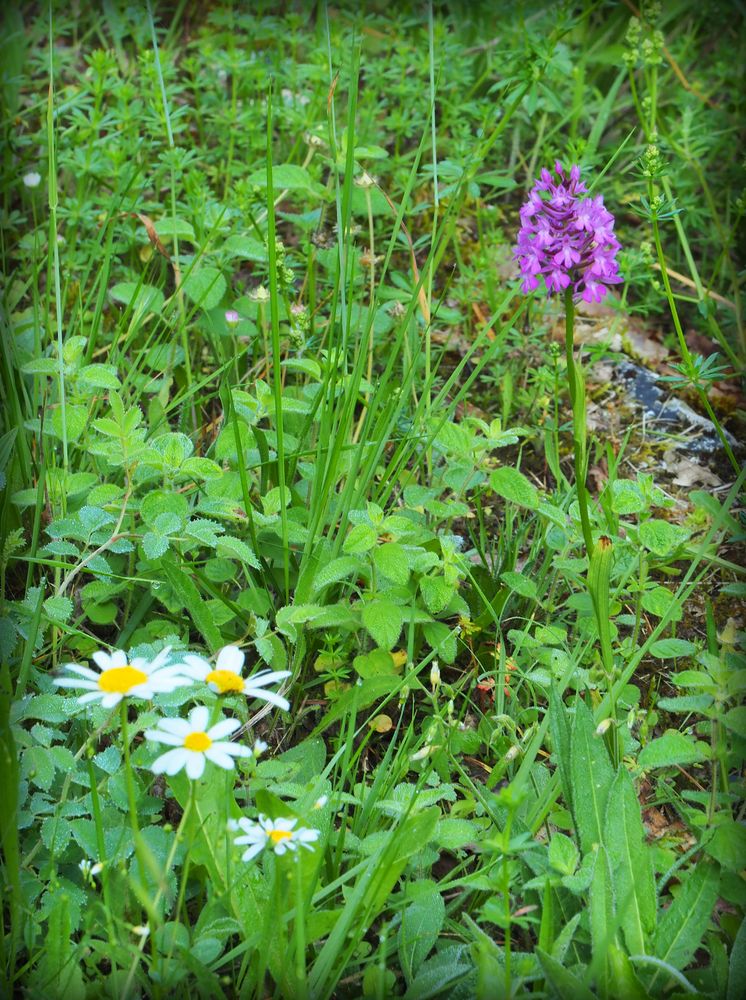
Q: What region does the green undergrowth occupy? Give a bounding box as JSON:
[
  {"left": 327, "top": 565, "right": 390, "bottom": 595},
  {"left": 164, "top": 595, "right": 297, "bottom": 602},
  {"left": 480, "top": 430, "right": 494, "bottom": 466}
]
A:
[{"left": 1, "top": 2, "right": 744, "bottom": 998}]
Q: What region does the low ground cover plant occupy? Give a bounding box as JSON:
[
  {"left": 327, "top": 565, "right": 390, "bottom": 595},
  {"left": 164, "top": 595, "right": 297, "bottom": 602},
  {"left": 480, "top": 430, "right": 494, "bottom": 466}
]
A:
[{"left": 1, "top": 2, "right": 744, "bottom": 998}]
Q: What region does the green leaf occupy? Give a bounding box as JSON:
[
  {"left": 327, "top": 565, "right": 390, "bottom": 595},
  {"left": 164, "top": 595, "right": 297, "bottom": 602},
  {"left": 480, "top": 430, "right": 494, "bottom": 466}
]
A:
[
  {"left": 142, "top": 532, "right": 170, "bottom": 559},
  {"left": 548, "top": 833, "right": 579, "bottom": 876},
  {"left": 353, "top": 649, "right": 402, "bottom": 679},
  {"left": 639, "top": 520, "right": 688, "bottom": 557},
  {"left": 536, "top": 948, "right": 597, "bottom": 1000},
  {"left": 570, "top": 698, "right": 615, "bottom": 853},
  {"left": 604, "top": 768, "right": 656, "bottom": 955},
  {"left": 550, "top": 684, "right": 575, "bottom": 823},
  {"left": 723, "top": 707, "right": 746, "bottom": 739},
  {"left": 653, "top": 859, "right": 719, "bottom": 974},
  {"left": 637, "top": 730, "right": 708, "bottom": 769},
  {"left": 649, "top": 638, "right": 696, "bottom": 659},
  {"left": 500, "top": 570, "right": 537, "bottom": 600},
  {"left": 109, "top": 282, "right": 164, "bottom": 314},
  {"left": 43, "top": 596, "right": 73, "bottom": 624},
  {"left": 217, "top": 535, "right": 261, "bottom": 569},
  {"left": 77, "top": 364, "right": 122, "bottom": 390},
  {"left": 728, "top": 911, "right": 746, "bottom": 1000},
  {"left": 248, "top": 163, "right": 327, "bottom": 199},
  {"left": 420, "top": 575, "right": 454, "bottom": 615},
  {"left": 374, "top": 542, "right": 411, "bottom": 585},
  {"left": 641, "top": 585, "right": 682, "bottom": 621},
  {"left": 589, "top": 844, "right": 615, "bottom": 998},
  {"left": 362, "top": 600, "right": 403, "bottom": 650},
  {"left": 181, "top": 267, "right": 227, "bottom": 311},
  {"left": 611, "top": 480, "right": 646, "bottom": 515},
  {"left": 224, "top": 234, "right": 268, "bottom": 261},
  {"left": 51, "top": 404, "right": 87, "bottom": 443},
  {"left": 422, "top": 621, "right": 457, "bottom": 663},
  {"left": 153, "top": 217, "right": 195, "bottom": 242},
  {"left": 703, "top": 822, "right": 746, "bottom": 872},
  {"left": 161, "top": 559, "right": 222, "bottom": 652},
  {"left": 398, "top": 886, "right": 445, "bottom": 985},
  {"left": 433, "top": 818, "right": 479, "bottom": 850},
  {"left": 311, "top": 556, "right": 361, "bottom": 594},
  {"left": 343, "top": 523, "right": 378, "bottom": 554},
  {"left": 490, "top": 467, "right": 539, "bottom": 509}
]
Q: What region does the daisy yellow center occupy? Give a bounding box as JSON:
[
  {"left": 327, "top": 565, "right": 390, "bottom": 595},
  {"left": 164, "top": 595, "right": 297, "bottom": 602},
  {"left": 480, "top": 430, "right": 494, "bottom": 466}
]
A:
[
  {"left": 269, "top": 829, "right": 292, "bottom": 845},
  {"left": 205, "top": 669, "right": 244, "bottom": 694},
  {"left": 98, "top": 665, "right": 148, "bottom": 694},
  {"left": 184, "top": 731, "right": 212, "bottom": 752}
]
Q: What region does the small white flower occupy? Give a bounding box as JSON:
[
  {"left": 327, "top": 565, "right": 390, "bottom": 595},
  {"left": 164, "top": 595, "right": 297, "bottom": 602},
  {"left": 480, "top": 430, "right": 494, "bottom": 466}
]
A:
[
  {"left": 595, "top": 718, "right": 613, "bottom": 737},
  {"left": 78, "top": 859, "right": 103, "bottom": 882},
  {"left": 54, "top": 647, "right": 192, "bottom": 708},
  {"left": 131, "top": 924, "right": 150, "bottom": 938},
  {"left": 312, "top": 795, "right": 328, "bottom": 810},
  {"left": 250, "top": 285, "right": 270, "bottom": 303},
  {"left": 23, "top": 171, "right": 42, "bottom": 188},
  {"left": 252, "top": 738, "right": 268, "bottom": 757},
  {"left": 145, "top": 705, "right": 251, "bottom": 780},
  {"left": 225, "top": 309, "right": 240, "bottom": 327},
  {"left": 232, "top": 814, "right": 319, "bottom": 861},
  {"left": 429, "top": 661, "right": 441, "bottom": 691},
  {"left": 182, "top": 645, "right": 291, "bottom": 710}
]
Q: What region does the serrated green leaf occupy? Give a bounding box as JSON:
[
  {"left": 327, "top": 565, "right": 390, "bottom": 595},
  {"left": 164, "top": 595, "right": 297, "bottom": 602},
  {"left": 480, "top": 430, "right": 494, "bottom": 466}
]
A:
[
  {"left": 639, "top": 519, "right": 688, "bottom": 557},
  {"left": 77, "top": 364, "right": 121, "bottom": 389},
  {"left": 398, "top": 886, "right": 445, "bottom": 985},
  {"left": 362, "top": 600, "right": 403, "bottom": 650},
  {"left": 43, "top": 596, "right": 73, "bottom": 623},
  {"left": 342, "top": 523, "right": 378, "bottom": 554},
  {"left": 638, "top": 730, "right": 708, "bottom": 769},
  {"left": 500, "top": 570, "right": 538, "bottom": 599},
  {"left": 142, "top": 532, "right": 170, "bottom": 559},
  {"left": 374, "top": 542, "right": 411, "bottom": 585},
  {"left": 420, "top": 575, "right": 453, "bottom": 615},
  {"left": 217, "top": 535, "right": 261, "bottom": 569},
  {"left": 311, "top": 556, "right": 361, "bottom": 594},
  {"left": 181, "top": 267, "right": 227, "bottom": 310},
  {"left": 490, "top": 467, "right": 539, "bottom": 509}
]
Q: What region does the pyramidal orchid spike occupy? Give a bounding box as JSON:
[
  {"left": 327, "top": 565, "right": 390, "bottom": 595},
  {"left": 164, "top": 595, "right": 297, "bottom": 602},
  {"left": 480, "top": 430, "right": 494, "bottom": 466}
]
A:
[{"left": 513, "top": 163, "right": 622, "bottom": 302}]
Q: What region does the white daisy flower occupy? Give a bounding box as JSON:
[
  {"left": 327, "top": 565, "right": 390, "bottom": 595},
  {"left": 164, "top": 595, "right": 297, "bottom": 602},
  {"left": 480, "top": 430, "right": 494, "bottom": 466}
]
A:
[
  {"left": 182, "top": 645, "right": 291, "bottom": 710},
  {"left": 53, "top": 647, "right": 192, "bottom": 708},
  {"left": 23, "top": 171, "right": 42, "bottom": 188},
  {"left": 145, "top": 705, "right": 251, "bottom": 780},
  {"left": 232, "top": 814, "right": 319, "bottom": 861}
]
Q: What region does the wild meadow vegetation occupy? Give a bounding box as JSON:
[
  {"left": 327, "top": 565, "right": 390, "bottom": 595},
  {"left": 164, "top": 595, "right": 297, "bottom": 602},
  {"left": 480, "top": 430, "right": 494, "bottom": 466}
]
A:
[{"left": 1, "top": 1, "right": 745, "bottom": 997}]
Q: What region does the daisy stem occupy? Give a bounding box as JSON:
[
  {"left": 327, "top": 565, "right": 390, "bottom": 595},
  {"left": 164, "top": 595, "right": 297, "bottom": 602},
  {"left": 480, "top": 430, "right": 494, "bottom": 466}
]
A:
[
  {"left": 120, "top": 700, "right": 141, "bottom": 838},
  {"left": 294, "top": 850, "right": 309, "bottom": 1000}
]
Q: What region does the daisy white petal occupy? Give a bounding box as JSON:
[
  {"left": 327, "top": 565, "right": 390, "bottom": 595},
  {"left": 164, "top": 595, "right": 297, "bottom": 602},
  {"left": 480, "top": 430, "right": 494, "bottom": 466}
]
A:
[
  {"left": 206, "top": 718, "right": 242, "bottom": 741},
  {"left": 100, "top": 693, "right": 124, "bottom": 708},
  {"left": 243, "top": 686, "right": 290, "bottom": 711},
  {"left": 78, "top": 691, "right": 104, "bottom": 705},
  {"left": 152, "top": 748, "right": 190, "bottom": 776},
  {"left": 54, "top": 677, "right": 100, "bottom": 690},
  {"left": 155, "top": 717, "right": 192, "bottom": 737},
  {"left": 246, "top": 669, "right": 292, "bottom": 687},
  {"left": 216, "top": 645, "right": 244, "bottom": 673},
  {"left": 64, "top": 664, "right": 100, "bottom": 680},
  {"left": 204, "top": 748, "right": 237, "bottom": 770},
  {"left": 241, "top": 842, "right": 265, "bottom": 862},
  {"left": 185, "top": 753, "right": 206, "bottom": 780},
  {"left": 188, "top": 705, "right": 210, "bottom": 732},
  {"left": 210, "top": 741, "right": 250, "bottom": 758},
  {"left": 143, "top": 729, "right": 184, "bottom": 747}
]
